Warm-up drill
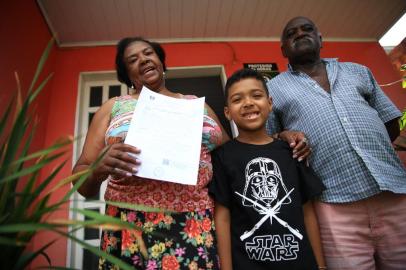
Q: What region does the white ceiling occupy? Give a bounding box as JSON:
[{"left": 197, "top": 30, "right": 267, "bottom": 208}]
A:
[{"left": 37, "top": 0, "right": 406, "bottom": 47}]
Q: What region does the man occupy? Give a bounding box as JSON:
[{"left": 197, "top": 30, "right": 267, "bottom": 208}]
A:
[{"left": 267, "top": 16, "right": 406, "bottom": 270}]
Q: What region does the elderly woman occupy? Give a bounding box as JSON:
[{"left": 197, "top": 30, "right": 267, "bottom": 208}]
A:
[{"left": 73, "top": 37, "right": 310, "bottom": 269}]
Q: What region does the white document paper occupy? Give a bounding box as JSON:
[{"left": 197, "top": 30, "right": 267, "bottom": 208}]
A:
[{"left": 124, "top": 86, "right": 205, "bottom": 185}]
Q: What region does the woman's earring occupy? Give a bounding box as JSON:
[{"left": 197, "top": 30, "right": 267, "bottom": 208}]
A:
[
  {"left": 163, "top": 72, "right": 166, "bottom": 79},
  {"left": 128, "top": 83, "right": 135, "bottom": 95}
]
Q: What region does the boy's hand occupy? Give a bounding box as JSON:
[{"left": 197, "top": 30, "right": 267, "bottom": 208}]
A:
[{"left": 278, "top": 130, "right": 311, "bottom": 161}]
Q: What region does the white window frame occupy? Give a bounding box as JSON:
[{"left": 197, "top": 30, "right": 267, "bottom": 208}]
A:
[{"left": 68, "top": 71, "right": 128, "bottom": 269}]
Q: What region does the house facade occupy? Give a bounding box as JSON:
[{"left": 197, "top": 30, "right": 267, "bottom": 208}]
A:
[{"left": 1, "top": 1, "right": 405, "bottom": 268}]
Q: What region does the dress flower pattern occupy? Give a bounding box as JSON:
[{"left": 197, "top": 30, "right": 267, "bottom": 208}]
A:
[{"left": 99, "top": 206, "right": 219, "bottom": 270}]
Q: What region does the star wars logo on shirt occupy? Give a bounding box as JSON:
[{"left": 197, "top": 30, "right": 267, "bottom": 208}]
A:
[
  {"left": 245, "top": 234, "right": 299, "bottom": 261},
  {"left": 236, "top": 157, "right": 303, "bottom": 262}
]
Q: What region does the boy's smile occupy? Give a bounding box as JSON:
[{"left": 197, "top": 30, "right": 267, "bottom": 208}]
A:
[
  {"left": 242, "top": 111, "right": 260, "bottom": 120},
  {"left": 225, "top": 78, "right": 272, "bottom": 133}
]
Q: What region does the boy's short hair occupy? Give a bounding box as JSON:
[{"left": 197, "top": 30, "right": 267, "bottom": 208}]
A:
[{"left": 224, "top": 68, "right": 269, "bottom": 101}]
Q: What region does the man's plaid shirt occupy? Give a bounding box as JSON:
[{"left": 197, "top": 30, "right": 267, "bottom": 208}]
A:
[{"left": 266, "top": 58, "right": 406, "bottom": 203}]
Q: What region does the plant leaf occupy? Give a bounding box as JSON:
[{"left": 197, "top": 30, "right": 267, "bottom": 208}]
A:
[
  {"left": 0, "top": 116, "right": 29, "bottom": 179},
  {"left": 13, "top": 72, "right": 23, "bottom": 124},
  {"left": 28, "top": 73, "right": 54, "bottom": 104},
  {"left": 0, "top": 223, "right": 62, "bottom": 233},
  {"left": 35, "top": 267, "right": 78, "bottom": 270},
  {"left": 13, "top": 239, "right": 56, "bottom": 270},
  {"left": 106, "top": 200, "right": 169, "bottom": 212},
  {"left": 71, "top": 208, "right": 141, "bottom": 230},
  {"left": 13, "top": 161, "right": 67, "bottom": 221},
  {"left": 0, "top": 235, "right": 27, "bottom": 246},
  {"left": 46, "top": 169, "right": 89, "bottom": 196},
  {"left": 28, "top": 39, "right": 54, "bottom": 94},
  {"left": 0, "top": 98, "right": 14, "bottom": 144},
  {"left": 400, "top": 110, "right": 406, "bottom": 131},
  {"left": 1, "top": 152, "right": 65, "bottom": 183},
  {"left": 10, "top": 137, "right": 71, "bottom": 167}
]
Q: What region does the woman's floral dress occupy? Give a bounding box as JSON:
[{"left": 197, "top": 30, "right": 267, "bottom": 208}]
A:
[{"left": 99, "top": 95, "right": 223, "bottom": 270}]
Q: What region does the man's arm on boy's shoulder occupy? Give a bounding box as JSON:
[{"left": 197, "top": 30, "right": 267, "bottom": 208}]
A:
[
  {"left": 214, "top": 202, "right": 233, "bottom": 270},
  {"left": 303, "top": 201, "right": 326, "bottom": 269}
]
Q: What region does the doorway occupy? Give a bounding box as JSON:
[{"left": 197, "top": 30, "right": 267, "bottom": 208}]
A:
[{"left": 166, "top": 65, "right": 232, "bottom": 138}]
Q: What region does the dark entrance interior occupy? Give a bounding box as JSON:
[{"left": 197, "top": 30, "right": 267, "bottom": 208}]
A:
[{"left": 166, "top": 76, "right": 232, "bottom": 138}]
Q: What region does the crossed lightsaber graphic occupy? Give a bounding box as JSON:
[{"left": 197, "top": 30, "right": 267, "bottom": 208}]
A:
[{"left": 235, "top": 188, "right": 303, "bottom": 241}]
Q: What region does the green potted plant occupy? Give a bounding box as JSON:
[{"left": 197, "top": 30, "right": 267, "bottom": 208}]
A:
[{"left": 0, "top": 39, "right": 156, "bottom": 270}]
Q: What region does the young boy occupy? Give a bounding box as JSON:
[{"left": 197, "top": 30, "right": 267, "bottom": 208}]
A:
[{"left": 209, "top": 69, "right": 326, "bottom": 270}]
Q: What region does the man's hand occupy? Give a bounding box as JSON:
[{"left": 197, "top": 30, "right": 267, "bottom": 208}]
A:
[{"left": 278, "top": 130, "right": 311, "bottom": 161}]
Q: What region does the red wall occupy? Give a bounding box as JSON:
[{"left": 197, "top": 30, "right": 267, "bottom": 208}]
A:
[
  {"left": 0, "top": 0, "right": 55, "bottom": 150},
  {"left": 0, "top": 0, "right": 59, "bottom": 268},
  {"left": 2, "top": 1, "right": 405, "bottom": 268}
]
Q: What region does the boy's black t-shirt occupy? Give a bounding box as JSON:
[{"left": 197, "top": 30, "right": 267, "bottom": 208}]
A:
[{"left": 209, "top": 139, "right": 325, "bottom": 270}]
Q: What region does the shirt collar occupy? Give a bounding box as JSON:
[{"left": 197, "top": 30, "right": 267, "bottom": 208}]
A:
[{"left": 287, "top": 58, "right": 338, "bottom": 73}]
